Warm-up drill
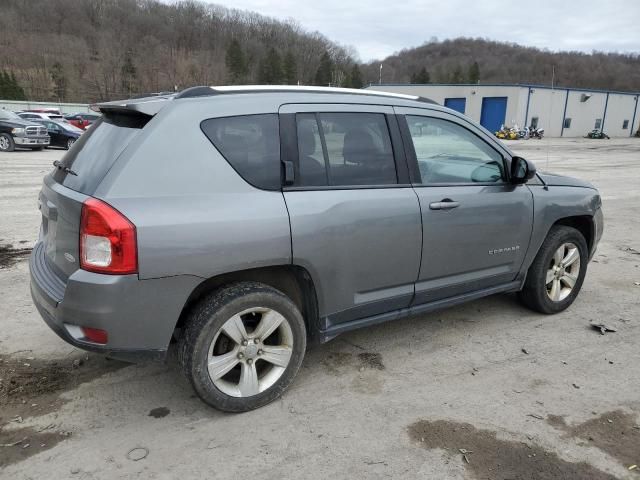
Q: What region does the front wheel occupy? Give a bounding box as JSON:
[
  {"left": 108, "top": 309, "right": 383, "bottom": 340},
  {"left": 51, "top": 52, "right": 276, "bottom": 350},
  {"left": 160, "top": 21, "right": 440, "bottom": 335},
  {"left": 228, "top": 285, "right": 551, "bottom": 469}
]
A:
[
  {"left": 519, "top": 226, "right": 588, "bottom": 314},
  {"left": 179, "top": 282, "right": 306, "bottom": 412},
  {"left": 0, "top": 133, "right": 15, "bottom": 152}
]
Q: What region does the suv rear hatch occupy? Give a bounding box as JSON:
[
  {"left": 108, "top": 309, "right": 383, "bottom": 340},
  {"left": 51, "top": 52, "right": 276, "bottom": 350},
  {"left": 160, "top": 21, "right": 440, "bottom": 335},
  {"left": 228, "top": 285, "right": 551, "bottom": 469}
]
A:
[{"left": 36, "top": 107, "right": 154, "bottom": 288}]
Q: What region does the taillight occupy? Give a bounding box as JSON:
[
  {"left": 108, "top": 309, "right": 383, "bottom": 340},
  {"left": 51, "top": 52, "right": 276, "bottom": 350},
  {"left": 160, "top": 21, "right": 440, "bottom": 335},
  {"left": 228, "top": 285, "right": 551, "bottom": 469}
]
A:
[{"left": 80, "top": 198, "right": 137, "bottom": 274}]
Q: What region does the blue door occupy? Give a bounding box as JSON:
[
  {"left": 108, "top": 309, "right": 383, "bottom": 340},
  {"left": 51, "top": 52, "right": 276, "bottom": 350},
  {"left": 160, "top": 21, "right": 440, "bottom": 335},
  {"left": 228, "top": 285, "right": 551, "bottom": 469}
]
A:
[
  {"left": 480, "top": 97, "right": 508, "bottom": 132},
  {"left": 444, "top": 97, "right": 466, "bottom": 114}
]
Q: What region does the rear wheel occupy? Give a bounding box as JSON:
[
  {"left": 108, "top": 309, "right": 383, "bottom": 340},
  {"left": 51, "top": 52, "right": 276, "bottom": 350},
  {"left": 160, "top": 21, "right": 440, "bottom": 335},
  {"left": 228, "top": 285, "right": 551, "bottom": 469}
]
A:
[
  {"left": 179, "top": 282, "right": 306, "bottom": 412},
  {"left": 519, "top": 226, "right": 588, "bottom": 313},
  {"left": 0, "top": 133, "right": 15, "bottom": 152}
]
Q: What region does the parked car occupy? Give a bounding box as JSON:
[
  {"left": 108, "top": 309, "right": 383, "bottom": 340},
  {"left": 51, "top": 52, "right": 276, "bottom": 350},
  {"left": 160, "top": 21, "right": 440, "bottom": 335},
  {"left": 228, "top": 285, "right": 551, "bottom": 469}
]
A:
[
  {"left": 18, "top": 111, "right": 65, "bottom": 122},
  {"left": 33, "top": 119, "right": 83, "bottom": 149},
  {"left": 0, "top": 109, "right": 50, "bottom": 151},
  {"left": 29, "top": 86, "right": 603, "bottom": 412},
  {"left": 64, "top": 112, "right": 101, "bottom": 130}
]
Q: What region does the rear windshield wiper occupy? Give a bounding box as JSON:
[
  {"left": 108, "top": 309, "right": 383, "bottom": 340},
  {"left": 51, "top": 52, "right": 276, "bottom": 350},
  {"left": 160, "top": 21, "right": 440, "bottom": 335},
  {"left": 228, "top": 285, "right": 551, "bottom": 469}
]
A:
[{"left": 53, "top": 160, "right": 77, "bottom": 176}]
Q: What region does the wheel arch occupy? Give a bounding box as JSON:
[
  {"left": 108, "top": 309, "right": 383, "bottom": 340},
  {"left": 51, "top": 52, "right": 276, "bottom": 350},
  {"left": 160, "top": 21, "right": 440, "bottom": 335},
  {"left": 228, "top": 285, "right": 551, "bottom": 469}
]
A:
[
  {"left": 174, "top": 265, "right": 320, "bottom": 341},
  {"left": 552, "top": 215, "right": 595, "bottom": 253}
]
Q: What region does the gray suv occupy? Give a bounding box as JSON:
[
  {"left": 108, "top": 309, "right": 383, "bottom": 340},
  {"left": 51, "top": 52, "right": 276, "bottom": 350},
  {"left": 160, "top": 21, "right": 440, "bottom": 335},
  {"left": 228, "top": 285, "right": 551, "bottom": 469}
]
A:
[{"left": 30, "top": 86, "right": 603, "bottom": 411}]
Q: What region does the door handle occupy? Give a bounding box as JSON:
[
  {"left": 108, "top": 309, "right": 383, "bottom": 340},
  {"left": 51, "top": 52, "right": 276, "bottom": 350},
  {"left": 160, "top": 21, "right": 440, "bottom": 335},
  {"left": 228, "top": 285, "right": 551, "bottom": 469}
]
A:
[{"left": 429, "top": 199, "right": 460, "bottom": 211}]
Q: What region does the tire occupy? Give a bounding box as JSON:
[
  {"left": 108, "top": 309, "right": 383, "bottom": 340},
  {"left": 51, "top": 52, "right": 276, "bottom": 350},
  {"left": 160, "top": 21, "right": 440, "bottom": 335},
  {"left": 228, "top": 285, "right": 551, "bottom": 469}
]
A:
[
  {"left": 179, "top": 282, "right": 306, "bottom": 412},
  {"left": 0, "top": 133, "right": 15, "bottom": 152},
  {"left": 519, "top": 226, "right": 588, "bottom": 314}
]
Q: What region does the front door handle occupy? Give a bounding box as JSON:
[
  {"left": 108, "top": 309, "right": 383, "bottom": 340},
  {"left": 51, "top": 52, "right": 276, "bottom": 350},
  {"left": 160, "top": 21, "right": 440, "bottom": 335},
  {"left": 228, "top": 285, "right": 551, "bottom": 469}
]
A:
[{"left": 429, "top": 199, "right": 460, "bottom": 210}]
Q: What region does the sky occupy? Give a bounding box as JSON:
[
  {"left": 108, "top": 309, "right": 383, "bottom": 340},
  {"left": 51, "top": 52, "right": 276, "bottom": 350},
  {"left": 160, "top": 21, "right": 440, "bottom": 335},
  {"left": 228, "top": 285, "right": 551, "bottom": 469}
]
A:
[{"left": 202, "top": 0, "right": 640, "bottom": 61}]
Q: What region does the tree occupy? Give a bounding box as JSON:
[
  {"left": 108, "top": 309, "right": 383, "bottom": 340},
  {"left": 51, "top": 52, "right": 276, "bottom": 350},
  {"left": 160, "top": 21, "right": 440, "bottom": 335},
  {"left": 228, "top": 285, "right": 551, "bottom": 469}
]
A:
[
  {"left": 120, "top": 49, "right": 137, "bottom": 96},
  {"left": 468, "top": 61, "right": 480, "bottom": 83},
  {"left": 410, "top": 67, "right": 430, "bottom": 84},
  {"left": 0, "top": 70, "right": 26, "bottom": 100},
  {"left": 225, "top": 39, "right": 248, "bottom": 84},
  {"left": 283, "top": 51, "right": 297, "bottom": 85},
  {"left": 50, "top": 62, "right": 68, "bottom": 101},
  {"left": 258, "top": 47, "right": 283, "bottom": 84},
  {"left": 450, "top": 65, "right": 464, "bottom": 83},
  {"left": 347, "top": 64, "right": 363, "bottom": 88},
  {"left": 314, "top": 52, "right": 333, "bottom": 86}
]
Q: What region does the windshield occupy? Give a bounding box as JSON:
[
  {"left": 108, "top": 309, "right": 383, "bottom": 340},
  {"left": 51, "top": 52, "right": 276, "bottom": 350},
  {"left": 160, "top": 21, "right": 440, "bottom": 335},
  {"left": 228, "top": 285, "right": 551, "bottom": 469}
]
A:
[
  {"left": 53, "top": 113, "right": 149, "bottom": 194},
  {"left": 0, "top": 109, "right": 22, "bottom": 121}
]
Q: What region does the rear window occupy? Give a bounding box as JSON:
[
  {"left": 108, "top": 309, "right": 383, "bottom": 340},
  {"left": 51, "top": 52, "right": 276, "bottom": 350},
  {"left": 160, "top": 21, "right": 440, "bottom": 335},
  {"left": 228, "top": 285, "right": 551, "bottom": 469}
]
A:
[
  {"left": 200, "top": 114, "right": 281, "bottom": 190},
  {"left": 53, "top": 112, "right": 149, "bottom": 194}
]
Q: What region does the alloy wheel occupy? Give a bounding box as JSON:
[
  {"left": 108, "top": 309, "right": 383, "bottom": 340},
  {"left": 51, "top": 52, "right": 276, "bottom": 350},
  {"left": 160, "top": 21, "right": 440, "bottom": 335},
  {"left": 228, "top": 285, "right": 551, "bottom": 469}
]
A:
[
  {"left": 0, "top": 136, "right": 9, "bottom": 151},
  {"left": 546, "top": 242, "right": 581, "bottom": 302},
  {"left": 207, "top": 307, "right": 293, "bottom": 397}
]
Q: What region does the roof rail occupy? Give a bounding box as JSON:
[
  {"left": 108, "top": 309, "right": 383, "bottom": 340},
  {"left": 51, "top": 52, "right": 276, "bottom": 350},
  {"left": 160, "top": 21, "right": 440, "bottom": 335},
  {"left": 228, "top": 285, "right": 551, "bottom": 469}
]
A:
[{"left": 172, "top": 85, "right": 437, "bottom": 104}]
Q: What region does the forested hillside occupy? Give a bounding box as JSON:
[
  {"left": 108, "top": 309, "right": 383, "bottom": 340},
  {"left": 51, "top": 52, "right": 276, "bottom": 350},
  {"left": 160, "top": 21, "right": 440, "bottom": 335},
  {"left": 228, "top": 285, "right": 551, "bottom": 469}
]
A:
[
  {"left": 1, "top": 2, "right": 638, "bottom": 103},
  {"left": 0, "top": 0, "right": 361, "bottom": 102},
  {"left": 362, "top": 38, "right": 640, "bottom": 92}
]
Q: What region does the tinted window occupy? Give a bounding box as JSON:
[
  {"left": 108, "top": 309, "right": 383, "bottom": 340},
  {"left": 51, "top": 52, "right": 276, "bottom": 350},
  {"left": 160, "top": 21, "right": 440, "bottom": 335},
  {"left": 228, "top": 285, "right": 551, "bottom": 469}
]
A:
[
  {"left": 296, "top": 113, "right": 327, "bottom": 186},
  {"left": 201, "top": 114, "right": 281, "bottom": 190},
  {"left": 53, "top": 113, "right": 149, "bottom": 194},
  {"left": 406, "top": 116, "right": 504, "bottom": 184},
  {"left": 295, "top": 112, "right": 397, "bottom": 186}
]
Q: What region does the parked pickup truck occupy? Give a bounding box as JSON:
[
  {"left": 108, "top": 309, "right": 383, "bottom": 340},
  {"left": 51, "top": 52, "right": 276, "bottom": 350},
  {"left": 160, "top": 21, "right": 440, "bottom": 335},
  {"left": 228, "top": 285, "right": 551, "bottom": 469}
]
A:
[{"left": 0, "top": 109, "right": 50, "bottom": 151}]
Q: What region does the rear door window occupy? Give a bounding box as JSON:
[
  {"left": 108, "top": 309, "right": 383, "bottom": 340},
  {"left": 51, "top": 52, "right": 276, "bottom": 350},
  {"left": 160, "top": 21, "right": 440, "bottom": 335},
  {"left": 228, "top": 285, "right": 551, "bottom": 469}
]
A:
[
  {"left": 201, "top": 114, "right": 281, "bottom": 190},
  {"left": 295, "top": 112, "right": 397, "bottom": 187},
  {"left": 53, "top": 113, "right": 149, "bottom": 194}
]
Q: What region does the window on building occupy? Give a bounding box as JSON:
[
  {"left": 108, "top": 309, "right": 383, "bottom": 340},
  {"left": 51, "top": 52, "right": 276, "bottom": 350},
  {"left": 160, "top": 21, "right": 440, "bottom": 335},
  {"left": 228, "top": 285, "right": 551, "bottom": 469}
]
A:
[
  {"left": 563, "top": 118, "right": 572, "bottom": 129},
  {"left": 201, "top": 114, "right": 281, "bottom": 190},
  {"left": 530, "top": 117, "right": 539, "bottom": 129},
  {"left": 295, "top": 112, "right": 397, "bottom": 187},
  {"left": 594, "top": 118, "right": 602, "bottom": 130},
  {"left": 405, "top": 115, "right": 505, "bottom": 184},
  {"left": 622, "top": 120, "right": 629, "bottom": 130}
]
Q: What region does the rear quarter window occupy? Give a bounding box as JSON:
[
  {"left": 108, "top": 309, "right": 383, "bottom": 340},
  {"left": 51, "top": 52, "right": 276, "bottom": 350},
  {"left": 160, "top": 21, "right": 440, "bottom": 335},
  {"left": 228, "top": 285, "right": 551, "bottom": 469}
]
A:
[
  {"left": 53, "top": 112, "right": 149, "bottom": 194},
  {"left": 200, "top": 114, "right": 281, "bottom": 190}
]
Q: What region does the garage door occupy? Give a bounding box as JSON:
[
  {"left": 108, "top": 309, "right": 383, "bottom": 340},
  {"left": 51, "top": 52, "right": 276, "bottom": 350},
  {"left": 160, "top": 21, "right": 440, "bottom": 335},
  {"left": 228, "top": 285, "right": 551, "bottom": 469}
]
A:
[
  {"left": 480, "top": 97, "right": 507, "bottom": 132},
  {"left": 444, "top": 97, "right": 466, "bottom": 114}
]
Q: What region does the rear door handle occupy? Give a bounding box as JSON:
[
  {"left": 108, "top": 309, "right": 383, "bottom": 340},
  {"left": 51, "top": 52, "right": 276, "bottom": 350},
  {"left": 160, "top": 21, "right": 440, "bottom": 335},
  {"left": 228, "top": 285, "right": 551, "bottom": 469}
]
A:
[{"left": 429, "top": 199, "right": 460, "bottom": 211}]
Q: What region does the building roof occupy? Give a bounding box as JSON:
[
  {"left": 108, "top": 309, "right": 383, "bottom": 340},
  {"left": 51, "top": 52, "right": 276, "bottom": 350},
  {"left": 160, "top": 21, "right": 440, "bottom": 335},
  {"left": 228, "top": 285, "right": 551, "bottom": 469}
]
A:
[{"left": 367, "top": 83, "right": 640, "bottom": 96}]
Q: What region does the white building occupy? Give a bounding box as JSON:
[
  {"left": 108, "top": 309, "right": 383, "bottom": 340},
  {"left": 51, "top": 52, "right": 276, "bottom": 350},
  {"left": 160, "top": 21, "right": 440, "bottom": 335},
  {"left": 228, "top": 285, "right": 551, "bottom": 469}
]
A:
[{"left": 366, "top": 83, "right": 640, "bottom": 138}]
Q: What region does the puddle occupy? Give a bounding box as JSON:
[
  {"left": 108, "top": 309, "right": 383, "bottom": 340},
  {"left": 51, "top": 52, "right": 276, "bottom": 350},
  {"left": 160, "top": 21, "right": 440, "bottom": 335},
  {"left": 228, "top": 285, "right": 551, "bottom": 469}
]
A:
[
  {"left": 0, "top": 353, "right": 125, "bottom": 420},
  {"left": 0, "top": 245, "right": 32, "bottom": 269},
  {"left": 548, "top": 410, "right": 640, "bottom": 469},
  {"left": 0, "top": 425, "right": 66, "bottom": 468},
  {"left": 409, "top": 419, "right": 618, "bottom": 480},
  {"left": 149, "top": 407, "right": 170, "bottom": 418},
  {"left": 322, "top": 351, "right": 385, "bottom": 374},
  {"left": 0, "top": 353, "right": 126, "bottom": 467}
]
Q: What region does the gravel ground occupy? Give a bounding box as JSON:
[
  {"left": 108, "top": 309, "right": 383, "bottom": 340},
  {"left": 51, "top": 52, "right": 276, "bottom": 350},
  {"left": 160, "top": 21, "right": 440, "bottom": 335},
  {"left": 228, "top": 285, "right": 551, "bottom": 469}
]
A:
[{"left": 0, "top": 138, "right": 639, "bottom": 479}]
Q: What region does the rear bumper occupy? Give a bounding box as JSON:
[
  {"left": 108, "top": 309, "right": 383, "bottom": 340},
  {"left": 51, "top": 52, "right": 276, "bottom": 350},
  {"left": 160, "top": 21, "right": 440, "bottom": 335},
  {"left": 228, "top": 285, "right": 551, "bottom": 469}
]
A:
[{"left": 29, "top": 242, "right": 201, "bottom": 363}]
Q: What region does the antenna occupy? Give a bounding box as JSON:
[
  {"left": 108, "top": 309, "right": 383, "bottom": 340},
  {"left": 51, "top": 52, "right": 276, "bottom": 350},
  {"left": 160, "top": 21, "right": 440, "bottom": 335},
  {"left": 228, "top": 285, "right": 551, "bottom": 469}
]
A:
[{"left": 546, "top": 65, "right": 555, "bottom": 171}]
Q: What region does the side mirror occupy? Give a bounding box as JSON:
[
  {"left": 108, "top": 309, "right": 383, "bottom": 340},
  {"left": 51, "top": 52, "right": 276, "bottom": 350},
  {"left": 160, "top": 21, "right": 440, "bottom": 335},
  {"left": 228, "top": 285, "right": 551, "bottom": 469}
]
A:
[{"left": 510, "top": 156, "right": 536, "bottom": 184}]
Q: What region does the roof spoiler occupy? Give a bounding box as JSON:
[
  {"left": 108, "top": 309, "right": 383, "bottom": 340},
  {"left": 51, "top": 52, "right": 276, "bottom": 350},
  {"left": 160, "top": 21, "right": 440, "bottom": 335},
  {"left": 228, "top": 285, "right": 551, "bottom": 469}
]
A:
[{"left": 91, "top": 94, "right": 174, "bottom": 116}]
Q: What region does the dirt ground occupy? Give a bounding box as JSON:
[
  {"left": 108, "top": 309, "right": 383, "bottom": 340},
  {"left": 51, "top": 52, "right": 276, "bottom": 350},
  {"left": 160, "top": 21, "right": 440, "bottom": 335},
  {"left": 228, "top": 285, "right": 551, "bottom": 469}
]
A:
[{"left": 0, "top": 138, "right": 639, "bottom": 479}]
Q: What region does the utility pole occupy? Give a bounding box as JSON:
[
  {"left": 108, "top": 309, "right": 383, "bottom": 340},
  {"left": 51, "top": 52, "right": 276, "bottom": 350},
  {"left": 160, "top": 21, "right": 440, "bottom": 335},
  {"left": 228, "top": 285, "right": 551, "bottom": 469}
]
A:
[{"left": 379, "top": 64, "right": 382, "bottom": 85}]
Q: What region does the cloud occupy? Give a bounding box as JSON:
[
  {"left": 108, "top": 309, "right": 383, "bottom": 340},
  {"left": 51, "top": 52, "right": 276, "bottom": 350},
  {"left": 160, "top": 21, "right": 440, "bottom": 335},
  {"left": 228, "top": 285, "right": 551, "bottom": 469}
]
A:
[{"left": 199, "top": 0, "right": 640, "bottom": 61}]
